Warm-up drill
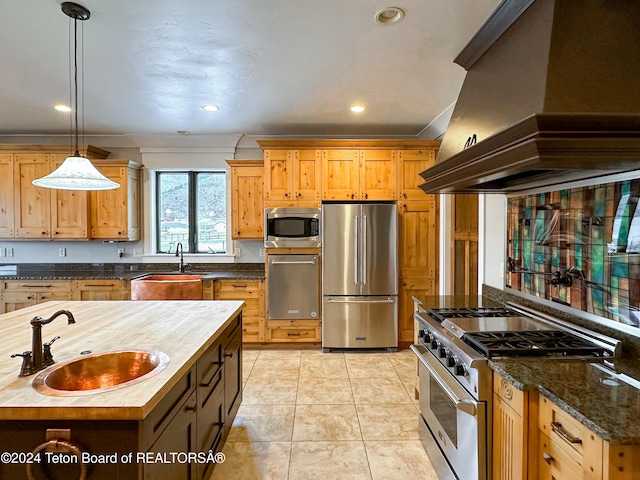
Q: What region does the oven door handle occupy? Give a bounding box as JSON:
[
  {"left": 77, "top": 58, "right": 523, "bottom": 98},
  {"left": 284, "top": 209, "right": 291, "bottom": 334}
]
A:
[{"left": 410, "top": 344, "right": 477, "bottom": 417}]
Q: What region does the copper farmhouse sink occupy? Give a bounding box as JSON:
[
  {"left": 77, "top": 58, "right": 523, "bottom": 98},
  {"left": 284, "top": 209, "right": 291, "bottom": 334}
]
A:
[
  {"left": 32, "top": 350, "right": 170, "bottom": 396},
  {"left": 131, "top": 273, "right": 204, "bottom": 300}
]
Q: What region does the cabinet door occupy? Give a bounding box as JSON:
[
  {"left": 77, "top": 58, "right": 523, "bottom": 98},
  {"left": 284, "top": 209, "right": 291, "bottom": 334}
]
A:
[
  {"left": 359, "top": 149, "right": 397, "bottom": 200},
  {"left": 293, "top": 150, "right": 322, "bottom": 201},
  {"left": 49, "top": 154, "right": 89, "bottom": 239},
  {"left": 264, "top": 149, "right": 292, "bottom": 200},
  {"left": 90, "top": 165, "right": 129, "bottom": 239},
  {"left": 1, "top": 291, "right": 38, "bottom": 313},
  {"left": 321, "top": 149, "right": 359, "bottom": 200},
  {"left": 398, "top": 200, "right": 439, "bottom": 279},
  {"left": 72, "top": 280, "right": 125, "bottom": 300},
  {"left": 398, "top": 149, "right": 436, "bottom": 200},
  {"left": 223, "top": 327, "right": 242, "bottom": 432},
  {"left": 398, "top": 278, "right": 436, "bottom": 342},
  {"left": 144, "top": 392, "right": 197, "bottom": 480},
  {"left": 14, "top": 153, "right": 51, "bottom": 238},
  {"left": 231, "top": 165, "right": 264, "bottom": 239},
  {"left": 0, "top": 154, "right": 14, "bottom": 238},
  {"left": 494, "top": 393, "right": 526, "bottom": 480}
]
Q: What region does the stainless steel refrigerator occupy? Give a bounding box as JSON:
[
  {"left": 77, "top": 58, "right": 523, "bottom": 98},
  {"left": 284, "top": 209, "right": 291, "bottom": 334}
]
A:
[{"left": 322, "top": 203, "right": 398, "bottom": 351}]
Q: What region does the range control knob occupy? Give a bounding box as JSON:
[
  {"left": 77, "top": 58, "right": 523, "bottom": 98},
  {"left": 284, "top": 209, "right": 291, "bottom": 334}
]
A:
[
  {"left": 446, "top": 355, "right": 456, "bottom": 367},
  {"left": 418, "top": 329, "right": 427, "bottom": 339},
  {"left": 454, "top": 364, "right": 466, "bottom": 376},
  {"left": 438, "top": 347, "right": 447, "bottom": 358},
  {"left": 430, "top": 339, "right": 439, "bottom": 349}
]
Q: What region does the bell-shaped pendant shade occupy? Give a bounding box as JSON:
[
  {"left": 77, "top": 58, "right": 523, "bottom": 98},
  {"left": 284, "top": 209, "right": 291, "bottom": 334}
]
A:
[{"left": 32, "top": 155, "right": 120, "bottom": 190}]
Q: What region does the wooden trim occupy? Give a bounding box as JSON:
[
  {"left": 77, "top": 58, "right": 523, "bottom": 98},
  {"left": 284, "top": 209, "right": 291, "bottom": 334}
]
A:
[
  {"left": 0, "top": 144, "right": 110, "bottom": 159},
  {"left": 257, "top": 139, "right": 441, "bottom": 150},
  {"left": 225, "top": 159, "right": 264, "bottom": 167},
  {"left": 454, "top": 0, "right": 536, "bottom": 70}
]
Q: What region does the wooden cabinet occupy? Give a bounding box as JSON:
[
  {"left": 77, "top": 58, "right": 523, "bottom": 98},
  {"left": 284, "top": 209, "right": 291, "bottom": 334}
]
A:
[
  {"left": 227, "top": 160, "right": 264, "bottom": 239},
  {"left": 397, "top": 147, "right": 438, "bottom": 200},
  {"left": 493, "top": 373, "right": 533, "bottom": 480},
  {"left": 321, "top": 149, "right": 396, "bottom": 200},
  {"left": 206, "top": 279, "right": 265, "bottom": 343},
  {"left": 267, "top": 319, "right": 321, "bottom": 342},
  {"left": 0, "top": 280, "right": 73, "bottom": 313},
  {"left": 90, "top": 160, "right": 141, "bottom": 240},
  {"left": 0, "top": 154, "right": 14, "bottom": 237},
  {"left": 72, "top": 279, "right": 130, "bottom": 300},
  {"left": 13, "top": 153, "right": 53, "bottom": 239},
  {"left": 397, "top": 200, "right": 439, "bottom": 342},
  {"left": 223, "top": 320, "right": 242, "bottom": 433},
  {"left": 263, "top": 149, "right": 321, "bottom": 202}
]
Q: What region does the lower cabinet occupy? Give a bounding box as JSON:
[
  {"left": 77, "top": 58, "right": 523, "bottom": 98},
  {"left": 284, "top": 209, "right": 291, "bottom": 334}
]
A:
[
  {"left": 0, "top": 280, "right": 73, "bottom": 313},
  {"left": 0, "top": 315, "right": 242, "bottom": 480},
  {"left": 72, "top": 279, "right": 130, "bottom": 300}
]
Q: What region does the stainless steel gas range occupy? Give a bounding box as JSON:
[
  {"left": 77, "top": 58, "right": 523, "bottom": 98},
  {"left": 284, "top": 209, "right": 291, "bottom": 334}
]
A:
[{"left": 410, "top": 303, "right": 621, "bottom": 480}]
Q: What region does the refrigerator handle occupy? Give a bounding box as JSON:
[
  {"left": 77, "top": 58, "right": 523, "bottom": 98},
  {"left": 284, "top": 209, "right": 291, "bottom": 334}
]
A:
[
  {"left": 353, "top": 215, "right": 359, "bottom": 286},
  {"left": 362, "top": 215, "right": 367, "bottom": 285}
]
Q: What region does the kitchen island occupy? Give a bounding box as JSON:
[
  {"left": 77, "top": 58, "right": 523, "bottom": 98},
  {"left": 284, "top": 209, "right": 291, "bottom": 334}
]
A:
[{"left": 0, "top": 300, "right": 244, "bottom": 480}]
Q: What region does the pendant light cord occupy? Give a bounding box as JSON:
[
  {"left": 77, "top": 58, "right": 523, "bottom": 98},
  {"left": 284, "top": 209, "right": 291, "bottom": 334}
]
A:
[{"left": 73, "top": 16, "right": 80, "bottom": 157}]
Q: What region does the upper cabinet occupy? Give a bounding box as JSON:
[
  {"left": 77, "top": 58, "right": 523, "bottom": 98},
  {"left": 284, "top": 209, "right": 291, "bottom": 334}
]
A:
[
  {"left": 263, "top": 149, "right": 321, "bottom": 203},
  {"left": 90, "top": 159, "right": 141, "bottom": 241},
  {"left": 227, "top": 160, "right": 264, "bottom": 240},
  {"left": 258, "top": 140, "right": 440, "bottom": 203},
  {"left": 0, "top": 154, "right": 13, "bottom": 237}
]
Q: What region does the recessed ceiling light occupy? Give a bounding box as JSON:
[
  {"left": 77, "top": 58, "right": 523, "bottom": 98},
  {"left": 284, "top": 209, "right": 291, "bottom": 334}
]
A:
[
  {"left": 375, "top": 7, "right": 405, "bottom": 25},
  {"left": 351, "top": 104, "right": 365, "bottom": 113},
  {"left": 202, "top": 104, "right": 219, "bottom": 112},
  {"left": 54, "top": 104, "right": 72, "bottom": 112},
  {"left": 177, "top": 130, "right": 191, "bottom": 135}
]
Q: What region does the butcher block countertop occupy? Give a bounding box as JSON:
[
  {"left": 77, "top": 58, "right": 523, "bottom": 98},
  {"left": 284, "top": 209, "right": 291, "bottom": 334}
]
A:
[{"left": 0, "top": 300, "right": 243, "bottom": 421}]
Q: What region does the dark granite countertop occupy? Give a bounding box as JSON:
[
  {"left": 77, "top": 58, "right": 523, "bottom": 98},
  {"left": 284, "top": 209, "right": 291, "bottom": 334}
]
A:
[
  {"left": 0, "top": 263, "right": 265, "bottom": 281},
  {"left": 411, "top": 294, "right": 505, "bottom": 311},
  {"left": 491, "top": 358, "right": 640, "bottom": 445}
]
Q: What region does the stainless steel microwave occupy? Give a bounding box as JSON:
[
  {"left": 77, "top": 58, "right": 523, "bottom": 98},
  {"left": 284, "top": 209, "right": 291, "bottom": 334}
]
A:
[{"left": 264, "top": 207, "right": 321, "bottom": 248}]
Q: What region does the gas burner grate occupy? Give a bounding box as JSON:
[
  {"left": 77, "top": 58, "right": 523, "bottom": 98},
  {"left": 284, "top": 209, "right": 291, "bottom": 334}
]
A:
[
  {"left": 463, "top": 330, "right": 608, "bottom": 359},
  {"left": 428, "top": 307, "right": 522, "bottom": 322}
]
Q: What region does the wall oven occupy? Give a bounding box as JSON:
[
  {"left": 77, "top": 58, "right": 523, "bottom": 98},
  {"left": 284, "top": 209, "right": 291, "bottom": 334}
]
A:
[{"left": 264, "top": 207, "right": 320, "bottom": 248}]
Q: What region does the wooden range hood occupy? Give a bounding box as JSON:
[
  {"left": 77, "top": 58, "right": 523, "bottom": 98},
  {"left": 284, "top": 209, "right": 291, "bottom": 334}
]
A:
[{"left": 419, "top": 0, "right": 640, "bottom": 194}]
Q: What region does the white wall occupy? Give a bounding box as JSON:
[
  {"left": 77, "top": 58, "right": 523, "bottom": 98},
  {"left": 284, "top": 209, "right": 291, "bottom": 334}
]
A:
[{"left": 481, "top": 193, "right": 508, "bottom": 289}]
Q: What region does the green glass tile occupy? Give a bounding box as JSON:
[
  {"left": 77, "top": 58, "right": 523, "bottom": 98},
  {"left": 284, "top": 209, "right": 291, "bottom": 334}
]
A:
[{"left": 610, "top": 260, "right": 628, "bottom": 278}]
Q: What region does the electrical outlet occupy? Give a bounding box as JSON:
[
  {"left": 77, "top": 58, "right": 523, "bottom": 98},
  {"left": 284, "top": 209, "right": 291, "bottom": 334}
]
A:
[
  {"left": 259, "top": 248, "right": 265, "bottom": 258},
  {"left": 118, "top": 248, "right": 125, "bottom": 258},
  {"left": 134, "top": 248, "right": 143, "bottom": 257},
  {"left": 235, "top": 247, "right": 242, "bottom": 257},
  {"left": 499, "top": 262, "right": 504, "bottom": 279},
  {"left": 6, "top": 248, "right": 13, "bottom": 257},
  {"left": 59, "top": 247, "right": 66, "bottom": 257},
  {"left": 0, "top": 248, "right": 5, "bottom": 257}
]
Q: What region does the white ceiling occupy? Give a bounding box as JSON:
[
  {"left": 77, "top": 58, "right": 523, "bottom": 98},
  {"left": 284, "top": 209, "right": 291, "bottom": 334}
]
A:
[{"left": 0, "top": 0, "right": 501, "bottom": 143}]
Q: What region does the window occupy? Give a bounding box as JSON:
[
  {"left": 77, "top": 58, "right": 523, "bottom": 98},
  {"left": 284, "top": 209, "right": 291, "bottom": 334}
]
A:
[{"left": 156, "top": 171, "right": 227, "bottom": 254}]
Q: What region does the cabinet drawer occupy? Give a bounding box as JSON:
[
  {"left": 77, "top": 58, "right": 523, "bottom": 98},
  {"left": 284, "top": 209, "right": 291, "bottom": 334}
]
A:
[
  {"left": 268, "top": 319, "right": 320, "bottom": 342},
  {"left": 539, "top": 396, "right": 602, "bottom": 471},
  {"left": 2, "top": 280, "right": 72, "bottom": 292},
  {"left": 214, "top": 279, "right": 262, "bottom": 297},
  {"left": 493, "top": 374, "right": 526, "bottom": 417},
  {"left": 241, "top": 316, "right": 264, "bottom": 342},
  {"left": 539, "top": 432, "right": 583, "bottom": 480}
]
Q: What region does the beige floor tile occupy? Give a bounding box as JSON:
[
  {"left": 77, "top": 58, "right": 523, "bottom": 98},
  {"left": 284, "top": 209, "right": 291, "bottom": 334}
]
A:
[
  {"left": 242, "top": 377, "right": 298, "bottom": 404},
  {"left": 300, "top": 349, "right": 340, "bottom": 358},
  {"left": 365, "top": 440, "right": 439, "bottom": 480},
  {"left": 356, "top": 404, "right": 420, "bottom": 440},
  {"left": 289, "top": 441, "right": 372, "bottom": 480},
  {"left": 212, "top": 441, "right": 292, "bottom": 480},
  {"left": 297, "top": 378, "right": 354, "bottom": 404},
  {"left": 242, "top": 349, "right": 261, "bottom": 361},
  {"left": 243, "top": 357, "right": 257, "bottom": 384},
  {"left": 249, "top": 357, "right": 301, "bottom": 378},
  {"left": 350, "top": 377, "right": 413, "bottom": 404},
  {"left": 344, "top": 356, "right": 399, "bottom": 379},
  {"left": 257, "top": 349, "right": 302, "bottom": 359},
  {"left": 292, "top": 404, "right": 361, "bottom": 441},
  {"left": 228, "top": 404, "right": 296, "bottom": 442},
  {"left": 299, "top": 356, "right": 349, "bottom": 378}
]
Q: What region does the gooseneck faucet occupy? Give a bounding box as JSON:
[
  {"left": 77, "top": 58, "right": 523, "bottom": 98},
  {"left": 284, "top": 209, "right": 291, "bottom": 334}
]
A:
[
  {"left": 30, "top": 310, "right": 75, "bottom": 374},
  {"left": 175, "top": 242, "right": 186, "bottom": 273}
]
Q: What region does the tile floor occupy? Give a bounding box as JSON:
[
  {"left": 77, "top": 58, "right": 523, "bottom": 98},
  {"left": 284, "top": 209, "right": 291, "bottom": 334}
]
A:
[{"left": 213, "top": 348, "right": 438, "bottom": 479}]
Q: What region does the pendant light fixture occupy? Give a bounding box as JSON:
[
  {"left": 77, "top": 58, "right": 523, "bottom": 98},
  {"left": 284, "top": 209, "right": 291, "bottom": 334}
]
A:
[{"left": 33, "top": 2, "right": 119, "bottom": 191}]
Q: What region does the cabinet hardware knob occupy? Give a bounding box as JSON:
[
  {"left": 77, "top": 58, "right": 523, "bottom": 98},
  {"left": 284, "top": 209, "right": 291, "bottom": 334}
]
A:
[
  {"left": 287, "top": 332, "right": 301, "bottom": 336},
  {"left": 225, "top": 352, "right": 233, "bottom": 358},
  {"left": 542, "top": 452, "right": 554, "bottom": 464},
  {"left": 185, "top": 404, "right": 197, "bottom": 412},
  {"left": 550, "top": 421, "right": 582, "bottom": 444}
]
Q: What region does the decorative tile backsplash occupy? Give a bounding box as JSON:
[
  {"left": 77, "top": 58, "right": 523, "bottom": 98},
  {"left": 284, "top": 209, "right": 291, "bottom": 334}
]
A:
[{"left": 506, "top": 178, "right": 640, "bottom": 328}]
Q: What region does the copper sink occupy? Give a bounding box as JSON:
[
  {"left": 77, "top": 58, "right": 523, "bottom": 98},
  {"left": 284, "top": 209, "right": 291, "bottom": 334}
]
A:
[
  {"left": 32, "top": 350, "right": 170, "bottom": 396},
  {"left": 131, "top": 273, "right": 204, "bottom": 300}
]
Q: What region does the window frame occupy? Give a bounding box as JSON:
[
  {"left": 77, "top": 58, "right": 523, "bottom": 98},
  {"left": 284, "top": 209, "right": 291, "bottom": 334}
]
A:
[{"left": 154, "top": 169, "right": 228, "bottom": 254}]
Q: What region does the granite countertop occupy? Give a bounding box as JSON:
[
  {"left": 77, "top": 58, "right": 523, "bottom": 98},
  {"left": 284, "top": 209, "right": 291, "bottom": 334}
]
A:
[
  {"left": 0, "top": 263, "right": 265, "bottom": 281},
  {"left": 0, "top": 300, "right": 244, "bottom": 420},
  {"left": 491, "top": 358, "right": 640, "bottom": 444},
  {"left": 411, "top": 294, "right": 504, "bottom": 310}
]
